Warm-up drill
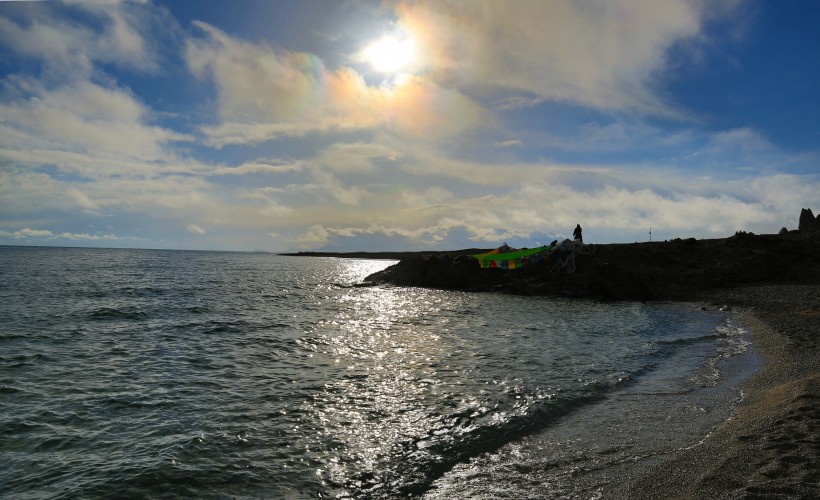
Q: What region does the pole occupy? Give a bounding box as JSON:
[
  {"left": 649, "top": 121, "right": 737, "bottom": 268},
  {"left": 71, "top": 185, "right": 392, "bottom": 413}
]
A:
[{"left": 649, "top": 227, "right": 652, "bottom": 242}]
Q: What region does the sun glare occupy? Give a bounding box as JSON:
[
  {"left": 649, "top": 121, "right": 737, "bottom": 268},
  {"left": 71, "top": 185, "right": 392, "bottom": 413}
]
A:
[{"left": 364, "top": 35, "right": 416, "bottom": 74}]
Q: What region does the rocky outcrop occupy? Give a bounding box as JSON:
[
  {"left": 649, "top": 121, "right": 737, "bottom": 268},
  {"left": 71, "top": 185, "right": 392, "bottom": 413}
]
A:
[
  {"left": 799, "top": 208, "right": 820, "bottom": 232},
  {"left": 365, "top": 230, "right": 820, "bottom": 301}
]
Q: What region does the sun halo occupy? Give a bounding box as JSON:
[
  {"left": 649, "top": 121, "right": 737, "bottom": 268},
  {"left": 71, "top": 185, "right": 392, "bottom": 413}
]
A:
[{"left": 363, "top": 35, "right": 417, "bottom": 74}]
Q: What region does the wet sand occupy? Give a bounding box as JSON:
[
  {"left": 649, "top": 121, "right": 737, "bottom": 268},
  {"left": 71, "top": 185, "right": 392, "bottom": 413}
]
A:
[{"left": 611, "top": 284, "right": 820, "bottom": 499}]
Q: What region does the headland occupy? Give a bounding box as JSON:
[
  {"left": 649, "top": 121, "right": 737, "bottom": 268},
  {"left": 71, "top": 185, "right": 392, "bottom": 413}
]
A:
[
  {"left": 285, "top": 228, "right": 820, "bottom": 497},
  {"left": 355, "top": 231, "right": 820, "bottom": 302}
]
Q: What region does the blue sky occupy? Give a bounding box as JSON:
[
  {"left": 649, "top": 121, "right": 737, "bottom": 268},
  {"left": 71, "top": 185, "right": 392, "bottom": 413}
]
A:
[{"left": 1, "top": 0, "right": 818, "bottom": 252}]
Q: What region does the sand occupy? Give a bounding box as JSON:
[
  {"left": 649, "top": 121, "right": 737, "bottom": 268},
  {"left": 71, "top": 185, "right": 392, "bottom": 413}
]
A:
[{"left": 610, "top": 284, "right": 820, "bottom": 499}]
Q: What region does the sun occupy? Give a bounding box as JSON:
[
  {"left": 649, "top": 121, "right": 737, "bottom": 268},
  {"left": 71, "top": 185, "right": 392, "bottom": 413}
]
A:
[{"left": 363, "top": 35, "right": 417, "bottom": 74}]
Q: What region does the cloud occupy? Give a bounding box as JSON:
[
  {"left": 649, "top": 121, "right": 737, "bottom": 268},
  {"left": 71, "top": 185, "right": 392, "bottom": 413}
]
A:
[
  {"left": 281, "top": 138, "right": 820, "bottom": 250},
  {"left": 213, "top": 159, "right": 305, "bottom": 176},
  {"left": 295, "top": 222, "right": 451, "bottom": 248},
  {"left": 383, "top": 75, "right": 485, "bottom": 137},
  {"left": 0, "top": 227, "right": 124, "bottom": 242},
  {"left": 1, "top": 227, "right": 55, "bottom": 239},
  {"left": 525, "top": 119, "right": 698, "bottom": 155},
  {"left": 494, "top": 95, "right": 547, "bottom": 111},
  {"left": 495, "top": 139, "right": 524, "bottom": 148},
  {"left": 707, "top": 127, "right": 772, "bottom": 153},
  {"left": 315, "top": 142, "right": 400, "bottom": 173},
  {"left": 55, "top": 231, "right": 124, "bottom": 241},
  {"left": 185, "top": 22, "right": 485, "bottom": 146},
  {"left": 66, "top": 187, "right": 100, "bottom": 212},
  {"left": 0, "top": 0, "right": 162, "bottom": 80},
  {"left": 0, "top": 78, "right": 191, "bottom": 170},
  {"left": 394, "top": 0, "right": 741, "bottom": 116},
  {"left": 397, "top": 148, "right": 609, "bottom": 188},
  {"left": 187, "top": 223, "right": 206, "bottom": 234},
  {"left": 186, "top": 21, "right": 332, "bottom": 123},
  {"left": 0, "top": 0, "right": 812, "bottom": 254},
  {"left": 3, "top": 129, "right": 817, "bottom": 251}
]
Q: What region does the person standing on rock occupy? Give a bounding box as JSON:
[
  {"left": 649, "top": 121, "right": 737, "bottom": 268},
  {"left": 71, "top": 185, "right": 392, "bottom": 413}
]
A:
[{"left": 573, "top": 224, "right": 583, "bottom": 243}]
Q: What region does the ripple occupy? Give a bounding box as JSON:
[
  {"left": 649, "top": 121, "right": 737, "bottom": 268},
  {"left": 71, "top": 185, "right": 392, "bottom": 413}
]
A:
[
  {"left": 87, "top": 306, "right": 148, "bottom": 321},
  {"left": 0, "top": 248, "right": 748, "bottom": 499}
]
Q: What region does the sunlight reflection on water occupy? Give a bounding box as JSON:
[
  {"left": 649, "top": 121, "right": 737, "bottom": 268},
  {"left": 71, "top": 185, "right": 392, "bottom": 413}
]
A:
[
  {"left": 0, "top": 250, "right": 751, "bottom": 499},
  {"left": 336, "top": 258, "right": 398, "bottom": 285},
  {"left": 289, "top": 260, "right": 750, "bottom": 496},
  {"left": 305, "top": 285, "right": 458, "bottom": 491}
]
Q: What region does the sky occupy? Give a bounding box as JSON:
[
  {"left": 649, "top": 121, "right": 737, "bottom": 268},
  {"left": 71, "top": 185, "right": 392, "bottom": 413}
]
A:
[{"left": 1, "top": 0, "right": 819, "bottom": 252}]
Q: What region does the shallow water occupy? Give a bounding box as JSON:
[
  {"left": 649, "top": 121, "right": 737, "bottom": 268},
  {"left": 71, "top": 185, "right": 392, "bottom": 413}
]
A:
[{"left": 0, "top": 246, "right": 757, "bottom": 498}]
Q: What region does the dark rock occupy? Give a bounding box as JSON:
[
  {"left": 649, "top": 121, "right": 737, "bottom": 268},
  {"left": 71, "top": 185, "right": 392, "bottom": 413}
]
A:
[
  {"left": 799, "top": 208, "right": 820, "bottom": 232},
  {"left": 592, "top": 262, "right": 652, "bottom": 301},
  {"left": 365, "top": 231, "right": 820, "bottom": 301}
]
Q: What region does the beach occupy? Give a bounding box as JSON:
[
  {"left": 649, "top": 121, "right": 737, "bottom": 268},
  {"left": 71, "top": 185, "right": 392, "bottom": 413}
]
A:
[
  {"left": 361, "top": 231, "right": 820, "bottom": 497},
  {"left": 3, "top": 244, "right": 815, "bottom": 497},
  {"left": 611, "top": 284, "right": 820, "bottom": 499},
  {"left": 7, "top": 248, "right": 761, "bottom": 498}
]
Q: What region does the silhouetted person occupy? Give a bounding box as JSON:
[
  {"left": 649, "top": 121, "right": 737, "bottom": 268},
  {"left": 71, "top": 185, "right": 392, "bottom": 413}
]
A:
[{"left": 573, "top": 224, "right": 583, "bottom": 243}]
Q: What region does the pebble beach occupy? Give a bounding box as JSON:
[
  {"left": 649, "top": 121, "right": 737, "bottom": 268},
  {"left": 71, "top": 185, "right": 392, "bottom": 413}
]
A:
[
  {"left": 363, "top": 230, "right": 820, "bottom": 497},
  {"left": 611, "top": 284, "right": 820, "bottom": 499}
]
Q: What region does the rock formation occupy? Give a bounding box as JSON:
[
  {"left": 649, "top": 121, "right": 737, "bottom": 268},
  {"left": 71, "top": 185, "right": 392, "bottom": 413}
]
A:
[
  {"left": 363, "top": 210, "right": 820, "bottom": 301},
  {"left": 799, "top": 208, "right": 820, "bottom": 232}
]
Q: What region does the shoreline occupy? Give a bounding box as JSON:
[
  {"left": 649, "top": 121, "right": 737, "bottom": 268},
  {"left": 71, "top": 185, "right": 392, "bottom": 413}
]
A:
[
  {"left": 286, "top": 233, "right": 819, "bottom": 495},
  {"left": 610, "top": 284, "right": 819, "bottom": 498}
]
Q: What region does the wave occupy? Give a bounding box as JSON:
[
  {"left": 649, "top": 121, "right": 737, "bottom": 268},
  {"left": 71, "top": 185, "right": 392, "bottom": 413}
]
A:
[
  {"left": 655, "top": 320, "right": 744, "bottom": 348},
  {"left": 113, "top": 286, "right": 168, "bottom": 298},
  {"left": 0, "top": 352, "right": 54, "bottom": 369},
  {"left": 336, "top": 371, "right": 647, "bottom": 498},
  {"left": 87, "top": 306, "right": 148, "bottom": 321}
]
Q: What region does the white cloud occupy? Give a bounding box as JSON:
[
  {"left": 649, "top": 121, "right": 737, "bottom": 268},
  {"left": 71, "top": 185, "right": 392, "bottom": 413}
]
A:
[
  {"left": 707, "top": 127, "right": 772, "bottom": 153},
  {"left": 0, "top": 78, "right": 193, "bottom": 172},
  {"left": 0, "top": 0, "right": 812, "bottom": 254},
  {"left": 395, "top": 0, "right": 741, "bottom": 116},
  {"left": 185, "top": 22, "right": 485, "bottom": 146},
  {"left": 186, "top": 21, "right": 385, "bottom": 140},
  {"left": 284, "top": 153, "right": 820, "bottom": 250},
  {"left": 213, "top": 159, "right": 305, "bottom": 176},
  {"left": 0, "top": 227, "right": 124, "bottom": 242},
  {"left": 397, "top": 186, "right": 454, "bottom": 207},
  {"left": 66, "top": 187, "right": 100, "bottom": 212},
  {"left": 56, "top": 231, "right": 123, "bottom": 241},
  {"left": 495, "top": 139, "right": 524, "bottom": 148},
  {"left": 0, "top": 227, "right": 55, "bottom": 239},
  {"left": 315, "top": 142, "right": 400, "bottom": 173},
  {"left": 0, "top": 0, "right": 160, "bottom": 79}
]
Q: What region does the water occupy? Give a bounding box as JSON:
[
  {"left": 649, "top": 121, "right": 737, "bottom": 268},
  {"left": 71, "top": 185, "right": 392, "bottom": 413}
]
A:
[{"left": 0, "top": 246, "right": 758, "bottom": 499}]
